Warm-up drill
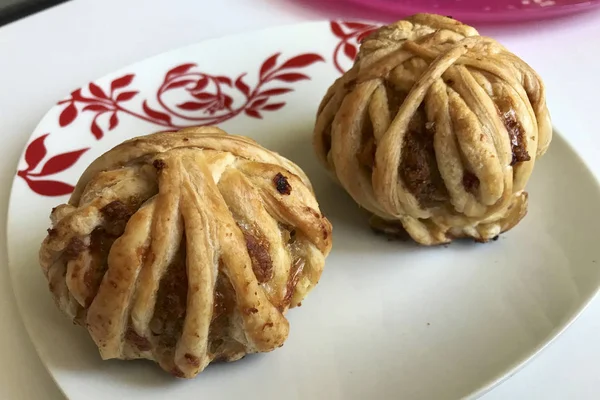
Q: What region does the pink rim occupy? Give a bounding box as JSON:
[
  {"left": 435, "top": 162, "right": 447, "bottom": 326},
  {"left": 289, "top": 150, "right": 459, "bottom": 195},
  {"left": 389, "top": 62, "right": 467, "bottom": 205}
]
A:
[{"left": 344, "top": 0, "right": 600, "bottom": 22}]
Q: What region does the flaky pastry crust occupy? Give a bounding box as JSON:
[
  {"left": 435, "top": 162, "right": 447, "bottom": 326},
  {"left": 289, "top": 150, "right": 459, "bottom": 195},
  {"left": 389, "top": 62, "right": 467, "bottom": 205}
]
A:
[
  {"left": 39, "top": 126, "right": 332, "bottom": 378},
  {"left": 313, "top": 14, "right": 551, "bottom": 245}
]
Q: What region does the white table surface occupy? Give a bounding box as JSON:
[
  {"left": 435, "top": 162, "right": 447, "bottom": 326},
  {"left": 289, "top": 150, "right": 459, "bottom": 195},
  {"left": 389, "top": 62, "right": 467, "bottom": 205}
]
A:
[{"left": 1, "top": 0, "right": 600, "bottom": 398}]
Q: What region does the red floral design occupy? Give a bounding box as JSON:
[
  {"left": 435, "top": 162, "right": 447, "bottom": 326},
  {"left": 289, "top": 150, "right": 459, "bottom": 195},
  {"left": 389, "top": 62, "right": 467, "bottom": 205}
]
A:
[
  {"left": 330, "top": 21, "right": 379, "bottom": 74},
  {"left": 57, "top": 52, "right": 324, "bottom": 139},
  {"left": 17, "top": 133, "right": 89, "bottom": 196}
]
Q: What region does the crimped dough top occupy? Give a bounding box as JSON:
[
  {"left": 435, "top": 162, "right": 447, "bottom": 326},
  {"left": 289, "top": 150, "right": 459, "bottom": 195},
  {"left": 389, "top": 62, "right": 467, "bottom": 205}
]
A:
[
  {"left": 314, "top": 14, "right": 551, "bottom": 245},
  {"left": 40, "top": 126, "right": 332, "bottom": 377}
]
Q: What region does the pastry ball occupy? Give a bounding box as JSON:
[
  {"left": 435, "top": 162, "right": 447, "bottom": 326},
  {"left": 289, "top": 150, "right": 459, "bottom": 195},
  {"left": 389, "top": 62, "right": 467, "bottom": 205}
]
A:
[
  {"left": 314, "top": 14, "right": 551, "bottom": 245},
  {"left": 39, "top": 126, "right": 332, "bottom": 378}
]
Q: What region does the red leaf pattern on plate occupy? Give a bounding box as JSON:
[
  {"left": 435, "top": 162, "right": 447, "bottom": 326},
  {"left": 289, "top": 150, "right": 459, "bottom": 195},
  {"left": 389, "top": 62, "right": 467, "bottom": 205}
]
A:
[
  {"left": 344, "top": 43, "right": 357, "bottom": 61},
  {"left": 89, "top": 82, "right": 108, "bottom": 99},
  {"left": 38, "top": 149, "right": 89, "bottom": 176},
  {"left": 177, "top": 101, "right": 210, "bottom": 111},
  {"left": 191, "top": 93, "right": 214, "bottom": 101},
  {"left": 53, "top": 51, "right": 323, "bottom": 139},
  {"left": 59, "top": 103, "right": 78, "bottom": 127},
  {"left": 262, "top": 102, "right": 285, "bottom": 111},
  {"left": 115, "top": 91, "right": 138, "bottom": 102},
  {"left": 109, "top": 113, "right": 118, "bottom": 130},
  {"left": 166, "top": 63, "right": 196, "bottom": 80},
  {"left": 91, "top": 118, "right": 103, "bottom": 139},
  {"left": 260, "top": 53, "right": 280, "bottom": 78},
  {"left": 271, "top": 73, "right": 309, "bottom": 82},
  {"left": 215, "top": 76, "right": 232, "bottom": 86},
  {"left": 245, "top": 109, "right": 262, "bottom": 119},
  {"left": 22, "top": 178, "right": 75, "bottom": 197},
  {"left": 57, "top": 75, "right": 138, "bottom": 135},
  {"left": 164, "top": 80, "right": 194, "bottom": 90},
  {"left": 330, "top": 21, "right": 345, "bottom": 38},
  {"left": 223, "top": 95, "right": 233, "bottom": 109},
  {"left": 111, "top": 74, "right": 134, "bottom": 91},
  {"left": 142, "top": 100, "right": 172, "bottom": 124},
  {"left": 83, "top": 104, "right": 110, "bottom": 112},
  {"left": 17, "top": 133, "right": 89, "bottom": 196},
  {"left": 343, "top": 22, "right": 372, "bottom": 30},
  {"left": 258, "top": 88, "right": 293, "bottom": 96},
  {"left": 279, "top": 54, "right": 324, "bottom": 69},
  {"left": 330, "top": 20, "right": 380, "bottom": 74},
  {"left": 249, "top": 98, "right": 268, "bottom": 109},
  {"left": 24, "top": 133, "right": 49, "bottom": 171},
  {"left": 235, "top": 75, "right": 251, "bottom": 97},
  {"left": 32, "top": 50, "right": 326, "bottom": 195},
  {"left": 191, "top": 78, "right": 209, "bottom": 92}
]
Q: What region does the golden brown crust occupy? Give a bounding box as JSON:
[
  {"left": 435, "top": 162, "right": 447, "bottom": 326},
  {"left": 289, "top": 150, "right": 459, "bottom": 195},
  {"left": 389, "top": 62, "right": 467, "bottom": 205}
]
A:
[
  {"left": 39, "top": 126, "right": 332, "bottom": 378},
  {"left": 313, "top": 13, "right": 551, "bottom": 245}
]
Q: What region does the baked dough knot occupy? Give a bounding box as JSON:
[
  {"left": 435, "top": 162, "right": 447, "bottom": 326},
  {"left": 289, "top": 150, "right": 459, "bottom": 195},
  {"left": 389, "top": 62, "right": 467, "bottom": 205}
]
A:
[
  {"left": 314, "top": 14, "right": 552, "bottom": 245},
  {"left": 39, "top": 126, "right": 332, "bottom": 378}
]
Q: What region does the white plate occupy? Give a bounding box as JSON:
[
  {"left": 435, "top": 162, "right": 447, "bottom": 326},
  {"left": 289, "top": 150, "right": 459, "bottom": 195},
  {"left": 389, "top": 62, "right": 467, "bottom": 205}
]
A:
[{"left": 6, "top": 21, "right": 600, "bottom": 400}]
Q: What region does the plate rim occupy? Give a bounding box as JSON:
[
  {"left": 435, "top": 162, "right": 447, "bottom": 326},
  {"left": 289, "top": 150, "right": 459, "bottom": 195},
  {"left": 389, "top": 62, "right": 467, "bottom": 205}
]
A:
[{"left": 344, "top": 0, "right": 600, "bottom": 22}]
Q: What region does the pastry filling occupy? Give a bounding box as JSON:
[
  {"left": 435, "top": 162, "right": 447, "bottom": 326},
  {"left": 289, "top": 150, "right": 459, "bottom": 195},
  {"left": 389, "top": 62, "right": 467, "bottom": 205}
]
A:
[
  {"left": 125, "top": 328, "right": 152, "bottom": 351},
  {"left": 462, "top": 171, "right": 480, "bottom": 194},
  {"left": 281, "top": 258, "right": 305, "bottom": 309},
  {"left": 495, "top": 99, "right": 530, "bottom": 166},
  {"left": 69, "top": 200, "right": 136, "bottom": 307},
  {"left": 208, "top": 270, "right": 237, "bottom": 357},
  {"left": 100, "top": 200, "right": 133, "bottom": 235},
  {"left": 399, "top": 107, "right": 448, "bottom": 207},
  {"left": 237, "top": 222, "right": 308, "bottom": 311},
  {"left": 357, "top": 115, "right": 376, "bottom": 170},
  {"left": 502, "top": 108, "right": 530, "bottom": 165},
  {"left": 278, "top": 224, "right": 307, "bottom": 310},
  {"left": 85, "top": 228, "right": 118, "bottom": 305},
  {"left": 243, "top": 230, "right": 273, "bottom": 283},
  {"left": 385, "top": 82, "right": 407, "bottom": 115},
  {"left": 64, "top": 237, "right": 87, "bottom": 261},
  {"left": 151, "top": 239, "right": 188, "bottom": 349}
]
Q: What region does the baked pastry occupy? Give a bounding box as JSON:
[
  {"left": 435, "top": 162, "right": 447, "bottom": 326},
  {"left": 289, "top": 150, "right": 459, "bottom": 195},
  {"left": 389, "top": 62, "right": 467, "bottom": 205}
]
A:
[
  {"left": 314, "top": 14, "right": 551, "bottom": 245},
  {"left": 39, "top": 126, "right": 332, "bottom": 378}
]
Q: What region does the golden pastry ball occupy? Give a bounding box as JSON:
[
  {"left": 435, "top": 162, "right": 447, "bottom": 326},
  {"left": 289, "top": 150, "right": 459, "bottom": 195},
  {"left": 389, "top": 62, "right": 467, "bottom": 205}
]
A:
[
  {"left": 314, "top": 14, "right": 552, "bottom": 245},
  {"left": 39, "top": 126, "right": 332, "bottom": 378}
]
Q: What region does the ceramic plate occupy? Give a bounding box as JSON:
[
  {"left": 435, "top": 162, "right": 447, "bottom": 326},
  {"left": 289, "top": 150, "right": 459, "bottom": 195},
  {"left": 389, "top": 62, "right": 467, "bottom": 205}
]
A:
[{"left": 6, "top": 21, "right": 600, "bottom": 400}]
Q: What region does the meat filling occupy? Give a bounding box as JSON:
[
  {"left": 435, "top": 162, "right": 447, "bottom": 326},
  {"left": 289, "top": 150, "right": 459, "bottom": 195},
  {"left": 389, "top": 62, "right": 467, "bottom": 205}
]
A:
[
  {"left": 243, "top": 230, "right": 273, "bottom": 283},
  {"left": 495, "top": 98, "right": 530, "bottom": 166},
  {"left": 151, "top": 239, "right": 188, "bottom": 349},
  {"left": 400, "top": 108, "right": 448, "bottom": 207}
]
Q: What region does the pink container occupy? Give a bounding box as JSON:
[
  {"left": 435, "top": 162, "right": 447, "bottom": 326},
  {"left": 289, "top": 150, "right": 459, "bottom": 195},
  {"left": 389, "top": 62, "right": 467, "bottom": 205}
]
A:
[{"left": 345, "top": 0, "right": 600, "bottom": 22}]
